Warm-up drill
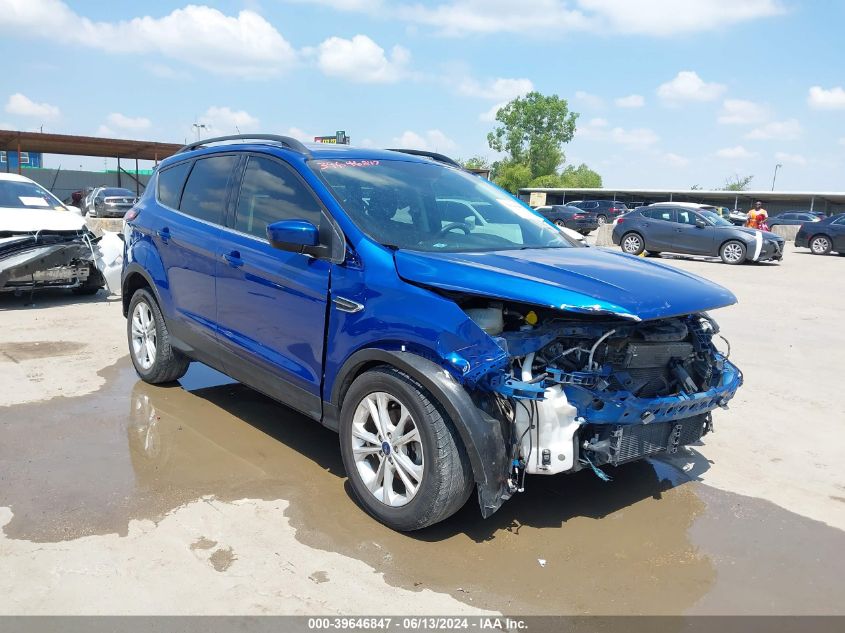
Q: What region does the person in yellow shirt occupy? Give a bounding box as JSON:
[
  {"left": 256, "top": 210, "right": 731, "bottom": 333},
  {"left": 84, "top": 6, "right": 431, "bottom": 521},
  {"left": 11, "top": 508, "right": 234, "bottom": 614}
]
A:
[{"left": 746, "top": 201, "right": 768, "bottom": 229}]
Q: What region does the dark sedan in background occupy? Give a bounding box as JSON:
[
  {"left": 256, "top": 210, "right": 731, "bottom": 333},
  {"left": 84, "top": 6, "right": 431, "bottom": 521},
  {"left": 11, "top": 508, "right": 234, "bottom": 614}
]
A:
[
  {"left": 568, "top": 200, "right": 628, "bottom": 225},
  {"left": 535, "top": 204, "right": 600, "bottom": 234},
  {"left": 84, "top": 187, "right": 138, "bottom": 218},
  {"left": 795, "top": 214, "right": 845, "bottom": 255},
  {"left": 612, "top": 205, "right": 784, "bottom": 264},
  {"left": 768, "top": 211, "right": 822, "bottom": 228}
]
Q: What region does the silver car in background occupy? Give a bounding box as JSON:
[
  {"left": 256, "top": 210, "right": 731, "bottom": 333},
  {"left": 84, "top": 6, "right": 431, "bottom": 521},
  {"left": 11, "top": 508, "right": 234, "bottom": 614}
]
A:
[{"left": 84, "top": 187, "right": 138, "bottom": 218}]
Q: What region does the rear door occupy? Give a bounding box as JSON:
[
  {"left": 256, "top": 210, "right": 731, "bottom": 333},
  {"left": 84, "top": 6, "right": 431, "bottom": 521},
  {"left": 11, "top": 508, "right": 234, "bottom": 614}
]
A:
[
  {"left": 154, "top": 154, "right": 238, "bottom": 355},
  {"left": 215, "top": 153, "right": 334, "bottom": 420},
  {"left": 640, "top": 207, "right": 676, "bottom": 250}
]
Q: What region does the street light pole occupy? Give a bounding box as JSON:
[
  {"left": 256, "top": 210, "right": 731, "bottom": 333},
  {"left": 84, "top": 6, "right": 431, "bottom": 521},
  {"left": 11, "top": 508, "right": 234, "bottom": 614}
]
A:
[
  {"left": 771, "top": 163, "right": 782, "bottom": 191},
  {"left": 192, "top": 123, "right": 208, "bottom": 141}
]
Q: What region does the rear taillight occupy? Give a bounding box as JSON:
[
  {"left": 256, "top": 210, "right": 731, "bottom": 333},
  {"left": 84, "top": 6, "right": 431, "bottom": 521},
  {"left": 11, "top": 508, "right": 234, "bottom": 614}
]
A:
[
  {"left": 573, "top": 213, "right": 584, "bottom": 219},
  {"left": 616, "top": 218, "right": 624, "bottom": 224},
  {"left": 125, "top": 207, "right": 140, "bottom": 222}
]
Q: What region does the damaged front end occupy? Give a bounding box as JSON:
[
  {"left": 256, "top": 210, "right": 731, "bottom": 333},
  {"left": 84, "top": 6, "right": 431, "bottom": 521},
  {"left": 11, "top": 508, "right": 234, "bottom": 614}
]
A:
[
  {"left": 0, "top": 230, "right": 102, "bottom": 294},
  {"left": 449, "top": 299, "right": 742, "bottom": 503}
]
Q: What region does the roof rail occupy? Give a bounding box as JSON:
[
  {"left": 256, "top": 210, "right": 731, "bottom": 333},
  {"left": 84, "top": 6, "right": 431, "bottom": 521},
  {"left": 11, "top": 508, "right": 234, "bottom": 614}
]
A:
[
  {"left": 177, "top": 134, "right": 310, "bottom": 156},
  {"left": 385, "top": 148, "right": 462, "bottom": 169}
]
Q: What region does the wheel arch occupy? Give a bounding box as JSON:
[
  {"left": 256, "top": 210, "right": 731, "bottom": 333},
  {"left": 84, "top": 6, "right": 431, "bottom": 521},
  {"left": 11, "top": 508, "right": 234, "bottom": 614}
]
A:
[
  {"left": 329, "top": 348, "right": 509, "bottom": 518},
  {"left": 122, "top": 264, "right": 159, "bottom": 317}
]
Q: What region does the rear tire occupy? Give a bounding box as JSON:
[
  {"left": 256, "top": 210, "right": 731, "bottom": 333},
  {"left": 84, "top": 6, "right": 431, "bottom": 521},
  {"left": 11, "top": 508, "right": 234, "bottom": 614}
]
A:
[
  {"left": 554, "top": 219, "right": 566, "bottom": 228},
  {"left": 809, "top": 235, "right": 832, "bottom": 255},
  {"left": 621, "top": 232, "right": 645, "bottom": 255},
  {"left": 720, "top": 240, "right": 746, "bottom": 265},
  {"left": 597, "top": 215, "right": 608, "bottom": 226},
  {"left": 339, "top": 366, "right": 473, "bottom": 531},
  {"left": 127, "top": 288, "right": 189, "bottom": 384}
]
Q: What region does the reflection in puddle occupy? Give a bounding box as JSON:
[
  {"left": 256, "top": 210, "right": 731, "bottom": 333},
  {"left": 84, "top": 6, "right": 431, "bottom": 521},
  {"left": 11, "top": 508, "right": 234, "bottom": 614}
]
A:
[{"left": 1, "top": 357, "right": 843, "bottom": 614}]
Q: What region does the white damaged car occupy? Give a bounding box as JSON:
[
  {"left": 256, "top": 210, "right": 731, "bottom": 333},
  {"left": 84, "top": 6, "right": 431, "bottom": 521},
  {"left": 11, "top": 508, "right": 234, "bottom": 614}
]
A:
[{"left": 0, "top": 172, "right": 107, "bottom": 295}]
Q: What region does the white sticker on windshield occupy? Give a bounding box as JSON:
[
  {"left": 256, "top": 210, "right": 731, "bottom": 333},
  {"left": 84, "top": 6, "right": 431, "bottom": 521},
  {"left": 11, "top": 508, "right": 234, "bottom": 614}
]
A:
[{"left": 19, "top": 196, "right": 50, "bottom": 207}]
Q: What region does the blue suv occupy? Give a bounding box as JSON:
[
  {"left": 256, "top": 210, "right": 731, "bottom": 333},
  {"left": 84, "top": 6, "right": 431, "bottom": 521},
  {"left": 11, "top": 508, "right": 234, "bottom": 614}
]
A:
[{"left": 122, "top": 135, "right": 743, "bottom": 530}]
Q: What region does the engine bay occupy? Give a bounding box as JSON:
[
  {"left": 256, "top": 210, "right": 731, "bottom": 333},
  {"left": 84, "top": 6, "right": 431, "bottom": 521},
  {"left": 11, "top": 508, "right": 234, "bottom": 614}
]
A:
[{"left": 454, "top": 298, "right": 743, "bottom": 495}]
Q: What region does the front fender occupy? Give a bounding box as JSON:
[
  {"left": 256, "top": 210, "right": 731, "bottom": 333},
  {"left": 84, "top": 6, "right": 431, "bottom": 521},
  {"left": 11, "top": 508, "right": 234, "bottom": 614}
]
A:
[{"left": 330, "top": 348, "right": 510, "bottom": 518}]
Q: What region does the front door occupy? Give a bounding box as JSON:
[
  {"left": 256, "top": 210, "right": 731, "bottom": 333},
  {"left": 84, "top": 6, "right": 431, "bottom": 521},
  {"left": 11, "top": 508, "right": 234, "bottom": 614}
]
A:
[
  {"left": 830, "top": 216, "right": 845, "bottom": 251},
  {"left": 215, "top": 154, "right": 332, "bottom": 420},
  {"left": 672, "top": 209, "right": 714, "bottom": 255}
]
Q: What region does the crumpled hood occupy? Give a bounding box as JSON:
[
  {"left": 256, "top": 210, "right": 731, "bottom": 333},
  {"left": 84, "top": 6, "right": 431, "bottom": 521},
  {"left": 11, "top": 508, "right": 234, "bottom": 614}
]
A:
[
  {"left": 394, "top": 247, "right": 737, "bottom": 321},
  {"left": 0, "top": 207, "right": 87, "bottom": 233},
  {"left": 716, "top": 225, "right": 781, "bottom": 241}
]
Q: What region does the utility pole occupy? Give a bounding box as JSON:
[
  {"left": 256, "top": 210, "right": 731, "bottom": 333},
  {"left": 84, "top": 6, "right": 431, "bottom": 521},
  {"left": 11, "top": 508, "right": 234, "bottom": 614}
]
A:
[
  {"left": 192, "top": 123, "right": 208, "bottom": 141},
  {"left": 771, "top": 163, "right": 782, "bottom": 191}
]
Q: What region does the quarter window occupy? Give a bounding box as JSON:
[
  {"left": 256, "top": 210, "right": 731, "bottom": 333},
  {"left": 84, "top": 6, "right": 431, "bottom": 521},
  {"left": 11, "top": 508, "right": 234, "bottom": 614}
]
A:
[
  {"left": 179, "top": 155, "right": 237, "bottom": 225},
  {"left": 157, "top": 161, "right": 192, "bottom": 209},
  {"left": 234, "top": 156, "right": 322, "bottom": 239}
]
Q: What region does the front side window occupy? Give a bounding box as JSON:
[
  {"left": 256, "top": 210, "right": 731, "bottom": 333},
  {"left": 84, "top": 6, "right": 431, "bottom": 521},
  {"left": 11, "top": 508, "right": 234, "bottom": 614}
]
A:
[
  {"left": 179, "top": 155, "right": 237, "bottom": 225},
  {"left": 698, "top": 209, "right": 731, "bottom": 226},
  {"left": 675, "top": 210, "right": 699, "bottom": 225},
  {"left": 234, "top": 156, "right": 322, "bottom": 238},
  {"left": 157, "top": 161, "right": 192, "bottom": 209},
  {"left": 311, "top": 159, "right": 574, "bottom": 252}
]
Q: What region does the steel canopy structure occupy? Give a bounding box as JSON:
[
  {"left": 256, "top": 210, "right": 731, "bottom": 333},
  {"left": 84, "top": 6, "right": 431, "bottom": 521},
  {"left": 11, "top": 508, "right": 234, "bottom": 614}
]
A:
[
  {"left": 0, "top": 130, "right": 181, "bottom": 164},
  {"left": 519, "top": 187, "right": 845, "bottom": 215}
]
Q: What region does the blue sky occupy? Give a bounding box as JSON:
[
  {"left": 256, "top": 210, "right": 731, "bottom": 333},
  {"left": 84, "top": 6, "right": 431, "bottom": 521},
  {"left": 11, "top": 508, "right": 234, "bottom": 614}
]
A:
[{"left": 1, "top": 0, "right": 844, "bottom": 190}]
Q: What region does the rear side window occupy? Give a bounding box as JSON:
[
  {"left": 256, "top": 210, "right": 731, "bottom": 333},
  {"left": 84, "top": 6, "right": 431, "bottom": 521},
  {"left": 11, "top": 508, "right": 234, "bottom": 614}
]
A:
[
  {"left": 233, "top": 156, "right": 322, "bottom": 239},
  {"left": 179, "top": 155, "right": 238, "bottom": 225},
  {"left": 157, "top": 161, "right": 191, "bottom": 209},
  {"left": 643, "top": 208, "right": 673, "bottom": 221}
]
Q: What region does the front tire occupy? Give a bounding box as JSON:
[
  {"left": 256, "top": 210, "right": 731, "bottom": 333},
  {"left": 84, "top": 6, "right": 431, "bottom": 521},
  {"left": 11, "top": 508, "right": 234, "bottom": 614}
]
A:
[
  {"left": 597, "top": 214, "right": 608, "bottom": 226},
  {"left": 127, "top": 288, "right": 189, "bottom": 384},
  {"left": 339, "top": 367, "right": 473, "bottom": 531},
  {"left": 720, "top": 240, "right": 746, "bottom": 265},
  {"left": 809, "top": 235, "right": 832, "bottom": 255},
  {"left": 621, "top": 232, "right": 645, "bottom": 255}
]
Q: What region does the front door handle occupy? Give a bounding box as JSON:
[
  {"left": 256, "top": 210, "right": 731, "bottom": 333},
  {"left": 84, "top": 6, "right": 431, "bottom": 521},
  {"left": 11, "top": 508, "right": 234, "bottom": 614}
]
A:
[
  {"left": 156, "top": 227, "right": 170, "bottom": 243},
  {"left": 222, "top": 251, "right": 243, "bottom": 268}
]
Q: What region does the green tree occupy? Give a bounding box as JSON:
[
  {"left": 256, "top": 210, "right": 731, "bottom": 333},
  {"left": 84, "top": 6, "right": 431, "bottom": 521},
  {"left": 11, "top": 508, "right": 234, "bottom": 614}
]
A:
[
  {"left": 487, "top": 92, "right": 578, "bottom": 180},
  {"left": 559, "top": 163, "right": 602, "bottom": 188},
  {"left": 722, "top": 174, "right": 754, "bottom": 191},
  {"left": 492, "top": 160, "right": 532, "bottom": 194},
  {"left": 458, "top": 155, "right": 490, "bottom": 170}
]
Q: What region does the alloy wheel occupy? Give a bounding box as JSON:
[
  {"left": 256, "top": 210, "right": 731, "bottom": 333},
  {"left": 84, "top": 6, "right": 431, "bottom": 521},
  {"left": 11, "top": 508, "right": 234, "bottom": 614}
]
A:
[
  {"left": 622, "top": 235, "right": 642, "bottom": 253},
  {"left": 351, "top": 391, "right": 424, "bottom": 507},
  {"left": 723, "top": 242, "right": 744, "bottom": 263},
  {"left": 130, "top": 301, "right": 157, "bottom": 370},
  {"left": 811, "top": 237, "right": 830, "bottom": 254}
]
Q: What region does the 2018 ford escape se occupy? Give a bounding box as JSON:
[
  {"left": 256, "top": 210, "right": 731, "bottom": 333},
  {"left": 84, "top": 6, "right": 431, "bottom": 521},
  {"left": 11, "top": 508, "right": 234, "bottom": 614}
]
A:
[{"left": 122, "top": 135, "right": 743, "bottom": 531}]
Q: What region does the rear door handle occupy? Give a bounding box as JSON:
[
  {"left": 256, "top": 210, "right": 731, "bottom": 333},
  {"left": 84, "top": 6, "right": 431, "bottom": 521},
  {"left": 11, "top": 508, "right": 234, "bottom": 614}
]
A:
[
  {"left": 222, "top": 251, "right": 243, "bottom": 268},
  {"left": 156, "top": 227, "right": 171, "bottom": 243}
]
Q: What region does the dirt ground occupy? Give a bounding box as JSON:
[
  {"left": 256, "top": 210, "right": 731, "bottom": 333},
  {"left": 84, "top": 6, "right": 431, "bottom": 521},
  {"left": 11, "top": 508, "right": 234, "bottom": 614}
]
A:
[{"left": 1, "top": 242, "right": 843, "bottom": 615}]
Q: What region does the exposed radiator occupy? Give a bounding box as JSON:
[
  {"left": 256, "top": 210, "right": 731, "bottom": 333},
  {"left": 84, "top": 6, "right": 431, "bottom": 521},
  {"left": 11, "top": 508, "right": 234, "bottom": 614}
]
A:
[{"left": 609, "top": 415, "right": 708, "bottom": 465}]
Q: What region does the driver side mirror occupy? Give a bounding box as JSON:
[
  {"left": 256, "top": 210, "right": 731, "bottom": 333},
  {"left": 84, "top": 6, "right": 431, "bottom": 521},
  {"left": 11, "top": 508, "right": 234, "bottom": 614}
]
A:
[
  {"left": 267, "top": 219, "right": 320, "bottom": 255},
  {"left": 695, "top": 218, "right": 707, "bottom": 228}
]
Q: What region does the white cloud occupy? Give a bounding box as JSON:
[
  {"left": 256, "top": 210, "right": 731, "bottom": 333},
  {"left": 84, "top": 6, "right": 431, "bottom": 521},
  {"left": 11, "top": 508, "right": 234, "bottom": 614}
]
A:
[
  {"left": 664, "top": 152, "right": 690, "bottom": 166},
  {"left": 285, "top": 127, "right": 314, "bottom": 143},
  {"left": 392, "top": 129, "right": 457, "bottom": 152},
  {"left": 807, "top": 85, "right": 845, "bottom": 110},
  {"left": 459, "top": 77, "right": 534, "bottom": 121},
  {"left": 577, "top": 0, "right": 784, "bottom": 36},
  {"left": 774, "top": 151, "right": 806, "bottom": 165},
  {"left": 394, "top": 1, "right": 590, "bottom": 36},
  {"left": 0, "top": 0, "right": 296, "bottom": 78},
  {"left": 718, "top": 98, "right": 769, "bottom": 125},
  {"left": 106, "top": 113, "right": 151, "bottom": 130},
  {"left": 198, "top": 106, "right": 260, "bottom": 134},
  {"left": 715, "top": 145, "right": 757, "bottom": 159},
  {"left": 4, "top": 93, "right": 60, "bottom": 119},
  {"left": 459, "top": 77, "right": 533, "bottom": 101},
  {"left": 615, "top": 94, "right": 644, "bottom": 108},
  {"left": 316, "top": 35, "right": 409, "bottom": 83},
  {"left": 657, "top": 71, "right": 726, "bottom": 103},
  {"left": 574, "top": 90, "right": 605, "bottom": 109},
  {"left": 745, "top": 119, "right": 802, "bottom": 141},
  {"left": 299, "top": 0, "right": 783, "bottom": 37},
  {"left": 610, "top": 126, "right": 659, "bottom": 146}
]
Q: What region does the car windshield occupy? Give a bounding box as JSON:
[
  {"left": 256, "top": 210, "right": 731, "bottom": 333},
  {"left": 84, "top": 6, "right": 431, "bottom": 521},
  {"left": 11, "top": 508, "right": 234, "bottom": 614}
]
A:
[
  {"left": 311, "top": 159, "right": 574, "bottom": 252},
  {"left": 101, "top": 188, "right": 134, "bottom": 197},
  {"left": 699, "top": 209, "right": 732, "bottom": 226},
  {"left": 0, "top": 179, "right": 66, "bottom": 211}
]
